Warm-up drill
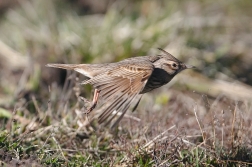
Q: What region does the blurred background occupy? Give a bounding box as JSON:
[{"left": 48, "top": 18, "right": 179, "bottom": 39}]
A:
[{"left": 0, "top": 0, "right": 252, "bottom": 166}]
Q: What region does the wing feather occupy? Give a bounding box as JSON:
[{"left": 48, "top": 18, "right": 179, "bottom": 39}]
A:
[
  {"left": 106, "top": 93, "right": 138, "bottom": 128},
  {"left": 83, "top": 60, "right": 154, "bottom": 127},
  {"left": 99, "top": 93, "right": 129, "bottom": 124}
]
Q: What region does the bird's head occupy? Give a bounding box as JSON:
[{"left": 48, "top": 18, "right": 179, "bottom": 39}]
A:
[{"left": 157, "top": 48, "right": 195, "bottom": 75}]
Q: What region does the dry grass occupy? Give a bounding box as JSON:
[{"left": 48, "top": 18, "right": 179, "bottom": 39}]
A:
[{"left": 1, "top": 0, "right": 252, "bottom": 166}]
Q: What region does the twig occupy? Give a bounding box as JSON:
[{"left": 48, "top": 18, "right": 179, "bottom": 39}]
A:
[
  {"left": 194, "top": 104, "right": 206, "bottom": 144},
  {"left": 158, "top": 141, "right": 183, "bottom": 166},
  {"left": 52, "top": 135, "right": 68, "bottom": 161},
  {"left": 0, "top": 40, "right": 28, "bottom": 69},
  {"left": 221, "top": 110, "right": 224, "bottom": 148},
  {"left": 32, "top": 95, "right": 42, "bottom": 116},
  {"left": 112, "top": 110, "right": 141, "bottom": 122},
  {"left": 142, "top": 125, "right": 176, "bottom": 149},
  {"left": 231, "top": 104, "right": 237, "bottom": 148}
]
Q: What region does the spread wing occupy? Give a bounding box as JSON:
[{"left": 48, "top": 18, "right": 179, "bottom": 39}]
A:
[{"left": 82, "top": 60, "right": 154, "bottom": 128}]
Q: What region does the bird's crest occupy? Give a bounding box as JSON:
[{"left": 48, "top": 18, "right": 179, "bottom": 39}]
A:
[{"left": 158, "top": 48, "right": 180, "bottom": 62}]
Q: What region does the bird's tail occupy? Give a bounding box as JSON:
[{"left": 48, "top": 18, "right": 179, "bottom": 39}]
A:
[
  {"left": 46, "top": 64, "right": 82, "bottom": 70},
  {"left": 46, "top": 63, "right": 94, "bottom": 78}
]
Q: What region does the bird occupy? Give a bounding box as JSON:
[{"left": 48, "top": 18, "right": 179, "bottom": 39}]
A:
[{"left": 46, "top": 48, "right": 195, "bottom": 128}]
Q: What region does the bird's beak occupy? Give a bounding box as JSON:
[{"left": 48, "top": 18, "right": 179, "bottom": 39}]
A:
[{"left": 184, "top": 64, "right": 196, "bottom": 69}]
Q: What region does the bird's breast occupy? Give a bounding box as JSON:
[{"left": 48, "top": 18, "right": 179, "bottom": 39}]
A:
[{"left": 140, "top": 68, "right": 174, "bottom": 94}]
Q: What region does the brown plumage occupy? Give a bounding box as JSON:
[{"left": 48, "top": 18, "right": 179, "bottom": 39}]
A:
[{"left": 46, "top": 48, "right": 195, "bottom": 128}]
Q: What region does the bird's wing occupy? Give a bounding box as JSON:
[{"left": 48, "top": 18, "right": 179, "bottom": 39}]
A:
[{"left": 82, "top": 60, "right": 154, "bottom": 128}]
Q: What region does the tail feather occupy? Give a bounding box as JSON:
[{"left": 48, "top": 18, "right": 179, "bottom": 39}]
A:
[
  {"left": 46, "top": 63, "right": 93, "bottom": 78},
  {"left": 46, "top": 64, "right": 81, "bottom": 70}
]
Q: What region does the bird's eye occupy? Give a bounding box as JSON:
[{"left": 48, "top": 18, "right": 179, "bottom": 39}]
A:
[{"left": 172, "top": 63, "right": 177, "bottom": 68}]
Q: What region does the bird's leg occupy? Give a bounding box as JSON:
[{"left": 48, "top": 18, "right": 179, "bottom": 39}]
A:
[{"left": 85, "top": 89, "right": 100, "bottom": 114}]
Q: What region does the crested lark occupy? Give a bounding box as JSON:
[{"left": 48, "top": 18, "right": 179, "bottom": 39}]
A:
[{"left": 46, "top": 48, "right": 195, "bottom": 128}]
